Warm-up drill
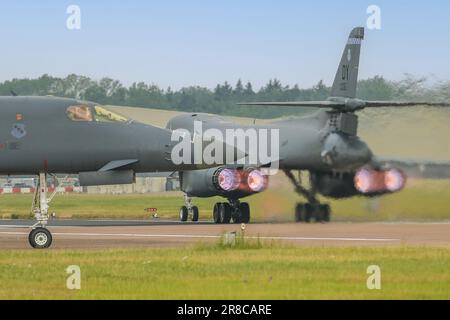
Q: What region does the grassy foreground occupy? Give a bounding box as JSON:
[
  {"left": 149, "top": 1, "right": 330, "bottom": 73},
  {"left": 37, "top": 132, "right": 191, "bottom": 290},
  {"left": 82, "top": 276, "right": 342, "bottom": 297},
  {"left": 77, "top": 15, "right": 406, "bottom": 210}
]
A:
[
  {"left": 0, "top": 245, "right": 449, "bottom": 300},
  {"left": 1, "top": 179, "right": 450, "bottom": 222}
]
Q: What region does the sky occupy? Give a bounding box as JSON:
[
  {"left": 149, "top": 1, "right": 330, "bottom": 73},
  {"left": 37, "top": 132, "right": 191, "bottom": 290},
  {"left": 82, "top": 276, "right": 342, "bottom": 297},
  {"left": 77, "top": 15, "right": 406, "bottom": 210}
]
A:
[{"left": 0, "top": 0, "right": 449, "bottom": 90}]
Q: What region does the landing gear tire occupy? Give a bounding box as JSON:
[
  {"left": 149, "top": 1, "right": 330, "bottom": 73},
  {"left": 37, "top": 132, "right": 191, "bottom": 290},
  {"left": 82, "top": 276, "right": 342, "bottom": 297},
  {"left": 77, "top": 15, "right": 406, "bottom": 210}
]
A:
[
  {"left": 179, "top": 206, "right": 189, "bottom": 222},
  {"left": 191, "top": 206, "right": 199, "bottom": 222},
  {"left": 295, "top": 203, "right": 331, "bottom": 223},
  {"left": 238, "top": 203, "right": 250, "bottom": 224},
  {"left": 295, "top": 204, "right": 312, "bottom": 223},
  {"left": 213, "top": 203, "right": 221, "bottom": 224},
  {"left": 29, "top": 228, "right": 52, "bottom": 249},
  {"left": 304, "top": 204, "right": 313, "bottom": 223},
  {"left": 315, "top": 204, "right": 331, "bottom": 223},
  {"left": 219, "top": 203, "right": 232, "bottom": 224},
  {"left": 295, "top": 204, "right": 305, "bottom": 222}
]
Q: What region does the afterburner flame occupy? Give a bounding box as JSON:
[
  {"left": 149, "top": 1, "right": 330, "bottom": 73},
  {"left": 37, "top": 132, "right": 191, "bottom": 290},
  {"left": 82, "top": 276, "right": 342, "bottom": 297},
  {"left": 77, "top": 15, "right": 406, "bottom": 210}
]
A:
[
  {"left": 384, "top": 169, "right": 406, "bottom": 192},
  {"left": 354, "top": 168, "right": 406, "bottom": 194},
  {"left": 217, "top": 168, "right": 240, "bottom": 191},
  {"left": 354, "top": 169, "right": 373, "bottom": 193},
  {"left": 246, "top": 169, "right": 267, "bottom": 192}
]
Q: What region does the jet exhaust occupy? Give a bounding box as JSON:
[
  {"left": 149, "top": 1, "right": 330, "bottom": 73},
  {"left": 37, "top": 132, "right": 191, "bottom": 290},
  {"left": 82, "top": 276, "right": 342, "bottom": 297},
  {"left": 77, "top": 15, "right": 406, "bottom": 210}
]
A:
[
  {"left": 213, "top": 168, "right": 268, "bottom": 193},
  {"left": 354, "top": 168, "right": 406, "bottom": 194}
]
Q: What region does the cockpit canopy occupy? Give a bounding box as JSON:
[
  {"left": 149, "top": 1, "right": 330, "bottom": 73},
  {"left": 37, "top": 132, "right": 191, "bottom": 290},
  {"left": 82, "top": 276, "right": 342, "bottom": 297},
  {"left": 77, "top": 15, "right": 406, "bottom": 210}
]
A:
[{"left": 66, "top": 105, "right": 130, "bottom": 123}]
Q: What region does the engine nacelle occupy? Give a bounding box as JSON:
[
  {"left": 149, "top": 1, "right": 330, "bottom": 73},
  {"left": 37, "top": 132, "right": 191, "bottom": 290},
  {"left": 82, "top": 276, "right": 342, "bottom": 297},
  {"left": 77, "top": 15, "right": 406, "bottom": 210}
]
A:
[
  {"left": 181, "top": 167, "right": 268, "bottom": 198},
  {"left": 312, "top": 168, "right": 407, "bottom": 199}
]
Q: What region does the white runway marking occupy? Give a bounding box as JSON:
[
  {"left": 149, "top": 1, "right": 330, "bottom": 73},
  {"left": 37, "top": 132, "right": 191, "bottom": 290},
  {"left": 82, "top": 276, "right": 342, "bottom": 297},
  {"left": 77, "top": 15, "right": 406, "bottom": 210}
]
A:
[{"left": 0, "top": 231, "right": 400, "bottom": 242}]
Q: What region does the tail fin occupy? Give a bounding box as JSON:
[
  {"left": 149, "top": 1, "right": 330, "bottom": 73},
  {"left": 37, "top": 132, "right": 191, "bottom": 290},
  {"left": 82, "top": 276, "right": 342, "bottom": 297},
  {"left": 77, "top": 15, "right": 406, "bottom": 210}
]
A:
[{"left": 330, "top": 27, "right": 365, "bottom": 99}]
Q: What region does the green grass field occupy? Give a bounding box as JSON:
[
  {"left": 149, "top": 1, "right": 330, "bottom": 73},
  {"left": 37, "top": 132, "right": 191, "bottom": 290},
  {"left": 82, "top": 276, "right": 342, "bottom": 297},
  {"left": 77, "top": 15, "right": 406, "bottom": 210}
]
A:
[
  {"left": 0, "top": 244, "right": 449, "bottom": 300},
  {"left": 1, "top": 179, "right": 449, "bottom": 222}
]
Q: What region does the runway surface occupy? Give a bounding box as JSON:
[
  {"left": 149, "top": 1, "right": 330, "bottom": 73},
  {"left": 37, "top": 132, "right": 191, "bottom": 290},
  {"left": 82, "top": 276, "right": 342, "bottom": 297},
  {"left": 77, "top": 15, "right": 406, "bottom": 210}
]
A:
[{"left": 0, "top": 219, "right": 449, "bottom": 249}]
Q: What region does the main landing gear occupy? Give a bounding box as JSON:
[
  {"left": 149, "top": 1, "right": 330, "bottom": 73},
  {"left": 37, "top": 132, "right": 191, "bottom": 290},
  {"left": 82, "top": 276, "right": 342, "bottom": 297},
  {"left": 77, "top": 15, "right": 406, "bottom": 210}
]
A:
[
  {"left": 178, "top": 195, "right": 251, "bottom": 224},
  {"left": 213, "top": 199, "right": 250, "bottom": 224},
  {"left": 179, "top": 194, "right": 199, "bottom": 222},
  {"left": 29, "top": 172, "right": 54, "bottom": 249},
  {"left": 284, "top": 170, "right": 331, "bottom": 223}
]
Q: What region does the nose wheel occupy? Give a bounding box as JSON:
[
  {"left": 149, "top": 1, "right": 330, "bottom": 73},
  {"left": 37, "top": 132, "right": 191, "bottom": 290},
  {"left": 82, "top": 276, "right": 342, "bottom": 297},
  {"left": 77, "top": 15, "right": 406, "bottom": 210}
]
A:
[
  {"left": 28, "top": 172, "right": 57, "bottom": 249},
  {"left": 29, "top": 227, "right": 53, "bottom": 249},
  {"left": 179, "top": 194, "right": 200, "bottom": 222},
  {"left": 179, "top": 205, "right": 199, "bottom": 222}
]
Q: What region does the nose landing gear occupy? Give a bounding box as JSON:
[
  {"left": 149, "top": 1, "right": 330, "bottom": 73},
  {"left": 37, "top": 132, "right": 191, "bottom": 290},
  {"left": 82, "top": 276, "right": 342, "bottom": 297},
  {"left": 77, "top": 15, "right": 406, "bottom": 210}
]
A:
[
  {"left": 179, "top": 194, "right": 199, "bottom": 222},
  {"left": 29, "top": 172, "right": 53, "bottom": 249}
]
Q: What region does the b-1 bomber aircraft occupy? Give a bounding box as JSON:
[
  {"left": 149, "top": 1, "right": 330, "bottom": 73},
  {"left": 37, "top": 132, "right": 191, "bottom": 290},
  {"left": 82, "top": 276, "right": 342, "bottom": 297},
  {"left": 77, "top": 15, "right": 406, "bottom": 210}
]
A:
[
  {"left": 0, "top": 97, "right": 243, "bottom": 248},
  {"left": 165, "top": 27, "right": 450, "bottom": 224}
]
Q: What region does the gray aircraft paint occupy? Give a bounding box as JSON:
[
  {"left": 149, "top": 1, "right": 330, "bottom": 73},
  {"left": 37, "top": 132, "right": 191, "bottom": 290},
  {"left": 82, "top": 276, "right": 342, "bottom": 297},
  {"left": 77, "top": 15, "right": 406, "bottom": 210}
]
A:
[{"left": 0, "top": 96, "right": 242, "bottom": 177}]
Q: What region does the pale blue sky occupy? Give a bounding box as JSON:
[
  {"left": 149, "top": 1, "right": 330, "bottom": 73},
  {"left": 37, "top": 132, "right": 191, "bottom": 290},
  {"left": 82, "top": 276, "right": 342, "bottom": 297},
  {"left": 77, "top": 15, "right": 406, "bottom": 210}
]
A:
[{"left": 0, "top": 0, "right": 449, "bottom": 89}]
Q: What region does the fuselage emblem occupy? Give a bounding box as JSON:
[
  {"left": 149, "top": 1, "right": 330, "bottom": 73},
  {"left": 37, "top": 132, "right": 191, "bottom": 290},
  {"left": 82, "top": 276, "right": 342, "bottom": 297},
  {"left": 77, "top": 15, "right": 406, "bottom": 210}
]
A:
[{"left": 11, "top": 123, "right": 27, "bottom": 139}]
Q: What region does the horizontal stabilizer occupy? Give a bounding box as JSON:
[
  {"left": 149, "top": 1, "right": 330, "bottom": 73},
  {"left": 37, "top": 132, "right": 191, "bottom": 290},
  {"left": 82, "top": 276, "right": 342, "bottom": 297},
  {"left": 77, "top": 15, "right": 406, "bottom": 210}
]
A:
[
  {"left": 363, "top": 101, "right": 450, "bottom": 108},
  {"left": 238, "top": 100, "right": 450, "bottom": 111},
  {"left": 237, "top": 101, "right": 344, "bottom": 108}
]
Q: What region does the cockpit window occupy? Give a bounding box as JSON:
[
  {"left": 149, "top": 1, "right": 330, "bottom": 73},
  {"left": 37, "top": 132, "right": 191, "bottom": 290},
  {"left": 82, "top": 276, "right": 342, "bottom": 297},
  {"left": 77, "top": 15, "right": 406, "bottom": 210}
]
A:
[
  {"left": 66, "top": 105, "right": 93, "bottom": 122},
  {"left": 67, "top": 105, "right": 130, "bottom": 123},
  {"left": 93, "top": 106, "right": 129, "bottom": 123}
]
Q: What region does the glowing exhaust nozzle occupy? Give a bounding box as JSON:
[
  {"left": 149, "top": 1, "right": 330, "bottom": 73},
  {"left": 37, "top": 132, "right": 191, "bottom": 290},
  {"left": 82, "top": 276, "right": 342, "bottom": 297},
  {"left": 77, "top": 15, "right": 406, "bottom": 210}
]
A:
[
  {"left": 216, "top": 168, "right": 240, "bottom": 192},
  {"left": 246, "top": 169, "right": 267, "bottom": 192},
  {"left": 354, "top": 169, "right": 373, "bottom": 193},
  {"left": 384, "top": 169, "right": 406, "bottom": 192},
  {"left": 355, "top": 168, "right": 406, "bottom": 194}
]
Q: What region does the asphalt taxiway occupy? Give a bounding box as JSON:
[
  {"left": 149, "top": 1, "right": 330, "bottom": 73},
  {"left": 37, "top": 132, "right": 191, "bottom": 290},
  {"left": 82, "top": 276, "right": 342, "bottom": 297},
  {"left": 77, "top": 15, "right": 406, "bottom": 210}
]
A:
[{"left": 0, "top": 220, "right": 449, "bottom": 249}]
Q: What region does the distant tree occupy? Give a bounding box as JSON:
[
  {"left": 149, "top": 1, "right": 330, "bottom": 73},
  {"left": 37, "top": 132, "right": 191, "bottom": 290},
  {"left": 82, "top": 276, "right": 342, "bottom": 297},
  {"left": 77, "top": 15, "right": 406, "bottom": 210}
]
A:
[
  {"left": 243, "top": 82, "right": 254, "bottom": 96},
  {"left": 357, "top": 76, "right": 396, "bottom": 101},
  {"left": 311, "top": 80, "right": 329, "bottom": 100},
  {"left": 234, "top": 79, "right": 244, "bottom": 97}
]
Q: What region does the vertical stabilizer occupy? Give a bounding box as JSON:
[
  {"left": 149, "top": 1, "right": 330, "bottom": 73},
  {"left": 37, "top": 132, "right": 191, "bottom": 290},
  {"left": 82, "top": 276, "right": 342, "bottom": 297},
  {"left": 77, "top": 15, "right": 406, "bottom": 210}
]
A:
[{"left": 330, "top": 27, "right": 364, "bottom": 99}]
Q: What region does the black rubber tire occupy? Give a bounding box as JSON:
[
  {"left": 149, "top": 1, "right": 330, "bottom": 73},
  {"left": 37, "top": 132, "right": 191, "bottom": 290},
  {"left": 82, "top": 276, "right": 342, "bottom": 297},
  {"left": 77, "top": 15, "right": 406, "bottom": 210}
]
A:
[
  {"left": 28, "top": 228, "right": 52, "bottom": 249},
  {"left": 239, "top": 202, "right": 251, "bottom": 224},
  {"left": 231, "top": 212, "right": 241, "bottom": 224},
  {"left": 179, "top": 206, "right": 189, "bottom": 222},
  {"left": 220, "top": 203, "right": 232, "bottom": 224},
  {"left": 321, "top": 204, "right": 331, "bottom": 223},
  {"left": 191, "top": 206, "right": 199, "bottom": 222},
  {"left": 213, "top": 203, "right": 221, "bottom": 224},
  {"left": 295, "top": 203, "right": 305, "bottom": 222},
  {"left": 304, "top": 204, "right": 313, "bottom": 223}
]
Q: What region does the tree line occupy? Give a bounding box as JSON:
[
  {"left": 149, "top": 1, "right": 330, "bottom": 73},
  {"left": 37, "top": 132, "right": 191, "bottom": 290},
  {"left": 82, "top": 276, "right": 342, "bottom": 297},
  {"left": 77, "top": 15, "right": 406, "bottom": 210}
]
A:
[{"left": 0, "top": 74, "right": 449, "bottom": 118}]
